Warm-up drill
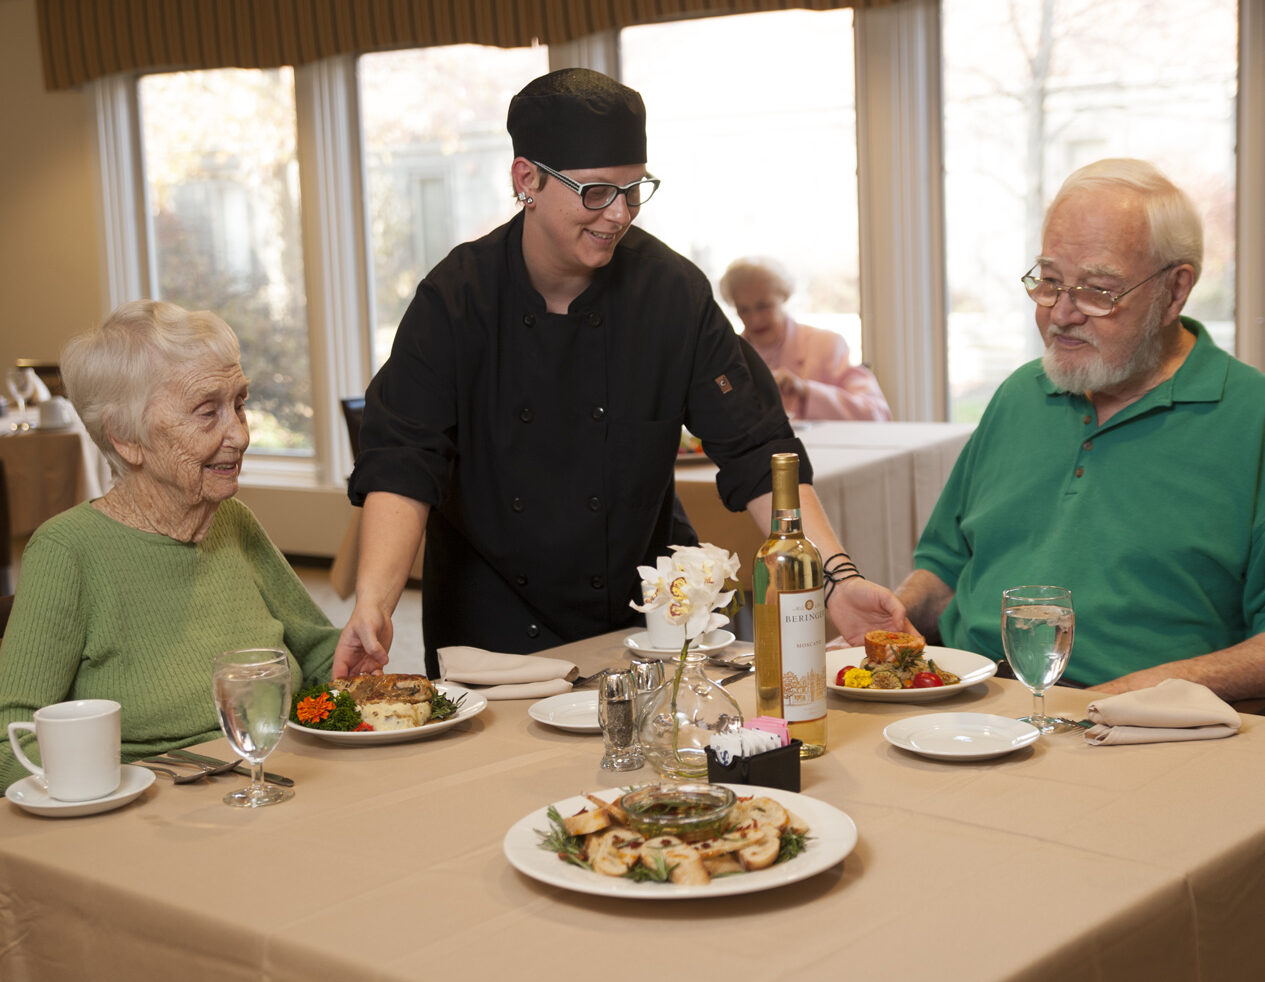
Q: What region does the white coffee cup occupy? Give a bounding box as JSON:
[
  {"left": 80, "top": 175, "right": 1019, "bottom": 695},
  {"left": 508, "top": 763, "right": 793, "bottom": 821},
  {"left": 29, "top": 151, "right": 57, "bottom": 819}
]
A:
[
  {"left": 8, "top": 699, "right": 122, "bottom": 801},
  {"left": 645, "top": 606, "right": 691, "bottom": 649},
  {"left": 38, "top": 395, "right": 75, "bottom": 428}
]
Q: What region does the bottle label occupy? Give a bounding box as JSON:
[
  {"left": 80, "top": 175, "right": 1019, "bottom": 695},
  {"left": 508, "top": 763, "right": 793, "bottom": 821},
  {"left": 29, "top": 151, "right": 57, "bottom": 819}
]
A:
[{"left": 777, "top": 588, "right": 826, "bottom": 721}]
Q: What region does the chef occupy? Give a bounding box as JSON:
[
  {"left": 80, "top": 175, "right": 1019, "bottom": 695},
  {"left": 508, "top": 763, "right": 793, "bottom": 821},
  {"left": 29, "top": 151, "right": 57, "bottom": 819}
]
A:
[{"left": 335, "top": 68, "right": 911, "bottom": 678}]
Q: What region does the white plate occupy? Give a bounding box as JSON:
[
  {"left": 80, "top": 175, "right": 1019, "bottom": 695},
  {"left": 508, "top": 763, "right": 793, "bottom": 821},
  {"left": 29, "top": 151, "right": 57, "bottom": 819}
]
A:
[
  {"left": 883, "top": 712, "right": 1040, "bottom": 760},
  {"left": 623, "top": 629, "right": 737, "bottom": 658},
  {"left": 5, "top": 764, "right": 155, "bottom": 818},
  {"left": 285, "top": 684, "right": 487, "bottom": 745},
  {"left": 528, "top": 690, "right": 600, "bottom": 733},
  {"left": 826, "top": 645, "right": 998, "bottom": 702},
  {"left": 503, "top": 784, "right": 857, "bottom": 899}
]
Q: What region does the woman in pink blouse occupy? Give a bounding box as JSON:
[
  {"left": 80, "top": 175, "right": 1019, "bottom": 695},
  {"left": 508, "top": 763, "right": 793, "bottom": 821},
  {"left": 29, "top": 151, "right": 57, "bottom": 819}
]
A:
[{"left": 719, "top": 257, "right": 892, "bottom": 421}]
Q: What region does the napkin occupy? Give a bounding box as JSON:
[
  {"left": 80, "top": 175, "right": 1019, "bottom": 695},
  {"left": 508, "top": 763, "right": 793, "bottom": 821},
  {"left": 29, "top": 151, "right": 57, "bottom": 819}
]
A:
[
  {"left": 1083, "top": 679, "right": 1242, "bottom": 746},
  {"left": 437, "top": 646, "right": 579, "bottom": 701}
]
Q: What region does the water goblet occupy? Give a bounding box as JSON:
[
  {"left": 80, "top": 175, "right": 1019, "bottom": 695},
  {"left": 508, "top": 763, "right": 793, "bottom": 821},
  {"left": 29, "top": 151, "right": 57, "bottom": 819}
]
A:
[
  {"left": 1001, "top": 585, "right": 1078, "bottom": 734},
  {"left": 6, "top": 367, "right": 36, "bottom": 430},
  {"left": 212, "top": 648, "right": 294, "bottom": 807}
]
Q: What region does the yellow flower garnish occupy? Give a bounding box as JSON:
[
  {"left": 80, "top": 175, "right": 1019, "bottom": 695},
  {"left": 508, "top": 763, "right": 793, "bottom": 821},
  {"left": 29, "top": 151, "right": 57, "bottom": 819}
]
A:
[{"left": 843, "top": 667, "right": 873, "bottom": 689}]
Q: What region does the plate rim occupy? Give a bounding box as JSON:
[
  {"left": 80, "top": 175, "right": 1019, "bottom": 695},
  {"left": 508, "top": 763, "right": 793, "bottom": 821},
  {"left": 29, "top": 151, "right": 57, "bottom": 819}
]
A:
[
  {"left": 285, "top": 683, "right": 487, "bottom": 745},
  {"left": 883, "top": 711, "right": 1040, "bottom": 760},
  {"left": 502, "top": 783, "right": 857, "bottom": 899},
  {"left": 527, "top": 690, "right": 600, "bottom": 732},
  {"left": 826, "top": 645, "right": 997, "bottom": 702}
]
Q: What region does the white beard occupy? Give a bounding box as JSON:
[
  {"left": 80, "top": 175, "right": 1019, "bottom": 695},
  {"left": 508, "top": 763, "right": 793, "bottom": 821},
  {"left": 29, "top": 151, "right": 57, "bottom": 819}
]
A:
[{"left": 1041, "top": 294, "right": 1168, "bottom": 394}]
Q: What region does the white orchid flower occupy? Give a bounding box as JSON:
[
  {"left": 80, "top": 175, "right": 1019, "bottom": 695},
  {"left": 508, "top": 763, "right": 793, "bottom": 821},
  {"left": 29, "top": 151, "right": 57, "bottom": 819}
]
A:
[{"left": 630, "top": 543, "right": 738, "bottom": 641}]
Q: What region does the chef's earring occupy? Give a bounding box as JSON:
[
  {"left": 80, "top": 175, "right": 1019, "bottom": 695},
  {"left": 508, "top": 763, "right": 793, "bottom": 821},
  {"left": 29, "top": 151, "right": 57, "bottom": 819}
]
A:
[{"left": 516, "top": 191, "right": 534, "bottom": 205}]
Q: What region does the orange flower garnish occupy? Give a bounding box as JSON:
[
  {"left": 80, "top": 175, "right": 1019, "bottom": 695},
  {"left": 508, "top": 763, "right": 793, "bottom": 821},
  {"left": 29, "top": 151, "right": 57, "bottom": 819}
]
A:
[{"left": 296, "top": 692, "right": 336, "bottom": 724}]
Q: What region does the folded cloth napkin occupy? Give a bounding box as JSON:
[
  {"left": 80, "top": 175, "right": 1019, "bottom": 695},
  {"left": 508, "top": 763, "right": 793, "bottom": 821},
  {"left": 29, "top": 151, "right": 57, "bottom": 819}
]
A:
[
  {"left": 1084, "top": 678, "right": 1242, "bottom": 746},
  {"left": 438, "top": 646, "right": 579, "bottom": 701}
]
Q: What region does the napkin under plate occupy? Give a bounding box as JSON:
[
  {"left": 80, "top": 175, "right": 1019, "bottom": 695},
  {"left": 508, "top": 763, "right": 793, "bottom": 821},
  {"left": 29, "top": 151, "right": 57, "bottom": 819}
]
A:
[
  {"left": 438, "top": 646, "right": 578, "bottom": 701},
  {"left": 1083, "top": 678, "right": 1242, "bottom": 745}
]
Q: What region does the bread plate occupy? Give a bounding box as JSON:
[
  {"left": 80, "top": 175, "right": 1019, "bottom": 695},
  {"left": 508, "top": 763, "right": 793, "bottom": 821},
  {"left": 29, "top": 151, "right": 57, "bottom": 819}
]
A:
[
  {"left": 502, "top": 784, "right": 857, "bottom": 899},
  {"left": 285, "top": 684, "right": 486, "bottom": 745},
  {"left": 826, "top": 645, "right": 997, "bottom": 702}
]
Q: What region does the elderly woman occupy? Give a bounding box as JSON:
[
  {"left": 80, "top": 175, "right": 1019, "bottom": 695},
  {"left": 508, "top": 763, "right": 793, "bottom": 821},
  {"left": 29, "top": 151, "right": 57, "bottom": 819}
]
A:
[
  {"left": 719, "top": 257, "right": 892, "bottom": 421},
  {"left": 0, "top": 301, "right": 337, "bottom": 791}
]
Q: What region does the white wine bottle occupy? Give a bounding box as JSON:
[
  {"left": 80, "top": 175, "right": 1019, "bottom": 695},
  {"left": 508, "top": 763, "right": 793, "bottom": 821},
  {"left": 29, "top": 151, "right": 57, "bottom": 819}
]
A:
[{"left": 753, "top": 452, "right": 827, "bottom": 758}]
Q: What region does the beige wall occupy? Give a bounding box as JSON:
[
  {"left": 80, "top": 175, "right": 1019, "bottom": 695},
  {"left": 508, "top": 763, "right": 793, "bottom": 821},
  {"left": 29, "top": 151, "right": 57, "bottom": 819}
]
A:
[{"left": 0, "top": 0, "right": 104, "bottom": 371}]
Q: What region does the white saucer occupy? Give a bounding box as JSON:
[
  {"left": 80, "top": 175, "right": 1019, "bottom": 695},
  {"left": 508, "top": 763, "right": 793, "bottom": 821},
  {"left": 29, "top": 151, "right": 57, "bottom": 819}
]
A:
[
  {"left": 5, "top": 764, "right": 155, "bottom": 817},
  {"left": 883, "top": 713, "right": 1040, "bottom": 761},
  {"left": 623, "top": 629, "right": 737, "bottom": 658},
  {"left": 528, "top": 690, "right": 600, "bottom": 732}
]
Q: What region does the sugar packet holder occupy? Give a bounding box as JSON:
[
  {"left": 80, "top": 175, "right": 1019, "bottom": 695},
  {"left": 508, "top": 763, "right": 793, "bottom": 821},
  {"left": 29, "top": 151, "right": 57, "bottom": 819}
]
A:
[{"left": 706, "top": 717, "right": 801, "bottom": 792}]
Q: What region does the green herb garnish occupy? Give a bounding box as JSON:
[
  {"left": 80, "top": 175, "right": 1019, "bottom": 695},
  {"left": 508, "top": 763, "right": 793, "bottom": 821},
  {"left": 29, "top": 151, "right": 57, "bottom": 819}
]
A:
[
  {"left": 536, "top": 806, "right": 591, "bottom": 870},
  {"left": 429, "top": 688, "right": 467, "bottom": 722},
  {"left": 777, "top": 828, "right": 811, "bottom": 864},
  {"left": 291, "top": 684, "right": 363, "bottom": 731}
]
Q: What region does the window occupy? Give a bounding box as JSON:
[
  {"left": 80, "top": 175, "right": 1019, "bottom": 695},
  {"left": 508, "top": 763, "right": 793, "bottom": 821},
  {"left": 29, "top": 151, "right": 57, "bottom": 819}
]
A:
[
  {"left": 359, "top": 45, "right": 550, "bottom": 369},
  {"left": 942, "top": 0, "right": 1238, "bottom": 421},
  {"left": 138, "top": 68, "right": 315, "bottom": 453},
  {"left": 621, "top": 9, "right": 862, "bottom": 357}
]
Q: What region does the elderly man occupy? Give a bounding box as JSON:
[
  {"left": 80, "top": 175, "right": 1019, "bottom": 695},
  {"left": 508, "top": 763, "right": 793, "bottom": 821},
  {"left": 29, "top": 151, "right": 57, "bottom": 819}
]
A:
[
  {"left": 898, "top": 158, "right": 1265, "bottom": 698},
  {"left": 337, "top": 69, "right": 910, "bottom": 678}
]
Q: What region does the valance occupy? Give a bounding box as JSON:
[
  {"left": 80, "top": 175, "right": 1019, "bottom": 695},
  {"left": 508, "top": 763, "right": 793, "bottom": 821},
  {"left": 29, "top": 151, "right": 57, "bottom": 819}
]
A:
[{"left": 36, "top": 0, "right": 894, "bottom": 91}]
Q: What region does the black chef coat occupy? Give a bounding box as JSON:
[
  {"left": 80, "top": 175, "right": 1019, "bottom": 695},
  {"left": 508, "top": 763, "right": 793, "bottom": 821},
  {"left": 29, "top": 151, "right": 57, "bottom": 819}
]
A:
[{"left": 349, "top": 212, "right": 811, "bottom": 674}]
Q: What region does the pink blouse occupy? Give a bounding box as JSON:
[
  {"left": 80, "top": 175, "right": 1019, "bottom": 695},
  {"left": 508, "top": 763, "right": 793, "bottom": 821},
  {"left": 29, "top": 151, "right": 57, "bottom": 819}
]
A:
[{"left": 746, "top": 317, "right": 892, "bottom": 421}]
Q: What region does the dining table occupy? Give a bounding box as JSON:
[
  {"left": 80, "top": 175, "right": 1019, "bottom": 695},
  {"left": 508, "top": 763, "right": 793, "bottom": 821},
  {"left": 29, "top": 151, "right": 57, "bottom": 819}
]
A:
[
  {"left": 1, "top": 629, "right": 1262, "bottom": 982},
  {"left": 0, "top": 408, "right": 109, "bottom": 538},
  {"left": 676, "top": 420, "right": 976, "bottom": 591}
]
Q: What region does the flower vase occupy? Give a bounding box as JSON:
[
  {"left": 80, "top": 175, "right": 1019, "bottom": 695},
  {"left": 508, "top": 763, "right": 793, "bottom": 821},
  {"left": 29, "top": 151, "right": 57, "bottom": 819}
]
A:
[{"left": 638, "top": 649, "right": 743, "bottom": 780}]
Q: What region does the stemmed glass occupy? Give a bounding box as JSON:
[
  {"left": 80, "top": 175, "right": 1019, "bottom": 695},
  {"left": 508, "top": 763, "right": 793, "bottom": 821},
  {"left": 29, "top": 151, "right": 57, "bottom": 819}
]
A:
[
  {"left": 6, "top": 367, "right": 36, "bottom": 430},
  {"left": 1000, "top": 585, "right": 1078, "bottom": 734},
  {"left": 212, "top": 648, "right": 294, "bottom": 807}
]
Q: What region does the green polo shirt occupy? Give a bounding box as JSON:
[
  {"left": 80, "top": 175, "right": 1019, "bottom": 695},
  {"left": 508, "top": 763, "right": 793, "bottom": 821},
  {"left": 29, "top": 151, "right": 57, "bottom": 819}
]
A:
[{"left": 915, "top": 318, "right": 1265, "bottom": 686}]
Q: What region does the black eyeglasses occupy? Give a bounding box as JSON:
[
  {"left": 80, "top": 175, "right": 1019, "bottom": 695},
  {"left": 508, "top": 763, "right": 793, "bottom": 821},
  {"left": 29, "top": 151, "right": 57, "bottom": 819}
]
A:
[
  {"left": 532, "top": 160, "right": 660, "bottom": 210},
  {"left": 1021, "top": 262, "right": 1177, "bottom": 318}
]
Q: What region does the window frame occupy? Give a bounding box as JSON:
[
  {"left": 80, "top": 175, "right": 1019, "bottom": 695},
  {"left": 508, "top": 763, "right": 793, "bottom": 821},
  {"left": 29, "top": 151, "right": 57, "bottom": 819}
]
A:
[{"left": 90, "top": 1, "right": 1263, "bottom": 493}]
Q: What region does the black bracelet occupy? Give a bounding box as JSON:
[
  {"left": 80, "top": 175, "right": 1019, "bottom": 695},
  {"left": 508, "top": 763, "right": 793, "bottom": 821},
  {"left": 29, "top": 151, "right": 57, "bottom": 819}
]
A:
[{"left": 823, "top": 552, "right": 864, "bottom": 601}]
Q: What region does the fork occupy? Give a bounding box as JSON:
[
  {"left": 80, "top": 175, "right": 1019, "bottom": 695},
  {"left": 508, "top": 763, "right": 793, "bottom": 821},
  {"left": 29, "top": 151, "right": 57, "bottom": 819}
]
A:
[
  {"left": 149, "top": 754, "right": 242, "bottom": 776},
  {"left": 139, "top": 762, "right": 207, "bottom": 785}
]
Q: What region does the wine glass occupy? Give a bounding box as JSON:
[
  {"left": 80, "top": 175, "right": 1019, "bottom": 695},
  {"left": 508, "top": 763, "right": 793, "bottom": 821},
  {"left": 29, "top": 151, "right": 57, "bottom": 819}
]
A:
[
  {"left": 1000, "top": 585, "right": 1078, "bottom": 734},
  {"left": 6, "top": 367, "right": 36, "bottom": 430},
  {"left": 212, "top": 648, "right": 294, "bottom": 807}
]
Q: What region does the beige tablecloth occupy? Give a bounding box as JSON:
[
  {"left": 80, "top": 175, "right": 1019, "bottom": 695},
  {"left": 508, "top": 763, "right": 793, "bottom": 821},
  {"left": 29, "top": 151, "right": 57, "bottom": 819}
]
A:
[
  {"left": 1, "top": 630, "right": 1262, "bottom": 982},
  {"left": 0, "top": 410, "right": 108, "bottom": 537}
]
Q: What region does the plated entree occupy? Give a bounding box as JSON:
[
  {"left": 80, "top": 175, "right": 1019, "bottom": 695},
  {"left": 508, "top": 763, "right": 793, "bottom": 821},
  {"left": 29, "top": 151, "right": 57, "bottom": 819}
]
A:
[
  {"left": 835, "top": 630, "right": 961, "bottom": 691},
  {"left": 291, "top": 674, "right": 465, "bottom": 732}
]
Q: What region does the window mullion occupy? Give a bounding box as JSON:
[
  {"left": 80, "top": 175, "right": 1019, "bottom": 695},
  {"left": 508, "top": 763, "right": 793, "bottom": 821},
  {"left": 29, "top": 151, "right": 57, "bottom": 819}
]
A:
[{"left": 91, "top": 75, "right": 150, "bottom": 309}]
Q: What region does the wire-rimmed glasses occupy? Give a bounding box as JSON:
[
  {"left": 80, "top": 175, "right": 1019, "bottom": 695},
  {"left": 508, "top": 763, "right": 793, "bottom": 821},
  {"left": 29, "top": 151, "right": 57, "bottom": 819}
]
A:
[
  {"left": 1021, "top": 262, "right": 1177, "bottom": 318},
  {"left": 531, "top": 160, "right": 659, "bottom": 210}
]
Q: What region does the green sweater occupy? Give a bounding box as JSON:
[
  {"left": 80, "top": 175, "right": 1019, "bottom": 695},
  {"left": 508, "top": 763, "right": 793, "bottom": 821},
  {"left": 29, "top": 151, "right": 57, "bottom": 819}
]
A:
[{"left": 1, "top": 498, "right": 337, "bottom": 790}]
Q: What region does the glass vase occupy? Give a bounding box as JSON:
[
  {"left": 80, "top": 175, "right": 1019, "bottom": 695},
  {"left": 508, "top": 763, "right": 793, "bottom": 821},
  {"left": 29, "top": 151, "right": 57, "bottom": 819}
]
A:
[{"left": 637, "top": 650, "right": 743, "bottom": 781}]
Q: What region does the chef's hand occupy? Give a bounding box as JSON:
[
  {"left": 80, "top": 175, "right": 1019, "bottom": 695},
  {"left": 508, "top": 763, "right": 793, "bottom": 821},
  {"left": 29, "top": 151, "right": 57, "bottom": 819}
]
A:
[
  {"left": 826, "top": 577, "right": 918, "bottom": 647},
  {"left": 332, "top": 602, "right": 393, "bottom": 679}
]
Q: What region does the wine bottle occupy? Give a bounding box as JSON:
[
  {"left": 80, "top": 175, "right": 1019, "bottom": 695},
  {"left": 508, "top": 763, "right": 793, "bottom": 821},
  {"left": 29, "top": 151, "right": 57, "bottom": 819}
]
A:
[{"left": 753, "top": 453, "right": 827, "bottom": 758}]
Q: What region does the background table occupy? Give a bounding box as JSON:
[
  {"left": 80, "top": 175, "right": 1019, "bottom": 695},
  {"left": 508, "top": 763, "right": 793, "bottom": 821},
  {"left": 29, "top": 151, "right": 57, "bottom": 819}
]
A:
[
  {"left": 1, "top": 630, "right": 1261, "bottom": 982},
  {"left": 678, "top": 421, "right": 975, "bottom": 590},
  {"left": 0, "top": 411, "right": 107, "bottom": 538}
]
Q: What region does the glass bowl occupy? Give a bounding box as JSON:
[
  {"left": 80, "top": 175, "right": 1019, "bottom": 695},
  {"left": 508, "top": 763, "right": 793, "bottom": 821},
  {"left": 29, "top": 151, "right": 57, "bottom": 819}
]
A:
[{"left": 619, "top": 783, "right": 737, "bottom": 842}]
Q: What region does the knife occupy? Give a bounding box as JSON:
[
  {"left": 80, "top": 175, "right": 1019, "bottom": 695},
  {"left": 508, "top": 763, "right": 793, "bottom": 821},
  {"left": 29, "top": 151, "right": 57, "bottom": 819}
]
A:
[
  {"left": 718, "top": 668, "right": 753, "bottom": 686},
  {"left": 167, "top": 749, "right": 295, "bottom": 787}
]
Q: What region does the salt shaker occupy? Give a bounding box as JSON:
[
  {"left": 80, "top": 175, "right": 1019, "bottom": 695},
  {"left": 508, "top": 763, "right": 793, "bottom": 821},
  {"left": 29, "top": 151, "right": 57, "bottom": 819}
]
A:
[
  {"left": 598, "top": 670, "right": 643, "bottom": 771},
  {"left": 628, "top": 655, "right": 665, "bottom": 727}
]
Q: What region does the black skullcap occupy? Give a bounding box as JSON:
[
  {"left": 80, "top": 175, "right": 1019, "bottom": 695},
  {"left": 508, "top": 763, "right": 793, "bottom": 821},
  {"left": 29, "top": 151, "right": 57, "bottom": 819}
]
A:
[{"left": 507, "top": 68, "right": 647, "bottom": 170}]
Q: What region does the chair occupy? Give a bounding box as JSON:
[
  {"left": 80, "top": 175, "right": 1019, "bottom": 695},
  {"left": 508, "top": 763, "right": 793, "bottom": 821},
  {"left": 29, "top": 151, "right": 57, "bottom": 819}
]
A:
[
  {"left": 340, "top": 396, "right": 365, "bottom": 460},
  {"left": 15, "top": 359, "right": 65, "bottom": 399}
]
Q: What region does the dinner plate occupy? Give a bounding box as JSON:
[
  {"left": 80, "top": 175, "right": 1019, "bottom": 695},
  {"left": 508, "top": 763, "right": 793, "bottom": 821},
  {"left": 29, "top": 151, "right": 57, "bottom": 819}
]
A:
[
  {"left": 502, "top": 784, "right": 857, "bottom": 899},
  {"left": 826, "top": 645, "right": 998, "bottom": 702},
  {"left": 623, "top": 629, "right": 737, "bottom": 658},
  {"left": 285, "top": 684, "right": 487, "bottom": 745},
  {"left": 883, "top": 712, "right": 1040, "bottom": 760},
  {"left": 528, "top": 690, "right": 600, "bottom": 733},
  {"left": 5, "top": 765, "right": 155, "bottom": 818}
]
